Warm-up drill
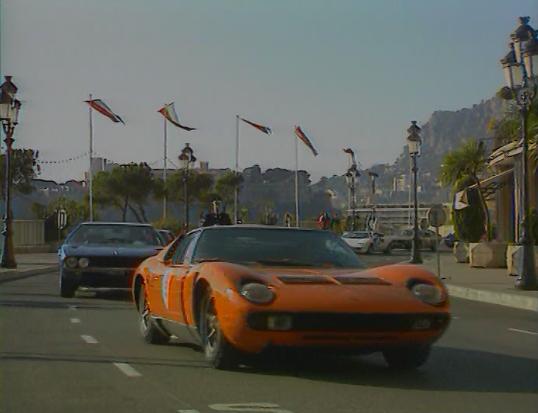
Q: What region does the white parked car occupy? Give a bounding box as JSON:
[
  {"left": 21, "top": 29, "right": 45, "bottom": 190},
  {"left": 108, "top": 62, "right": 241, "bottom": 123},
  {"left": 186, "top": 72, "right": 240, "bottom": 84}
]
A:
[{"left": 341, "top": 231, "right": 374, "bottom": 254}]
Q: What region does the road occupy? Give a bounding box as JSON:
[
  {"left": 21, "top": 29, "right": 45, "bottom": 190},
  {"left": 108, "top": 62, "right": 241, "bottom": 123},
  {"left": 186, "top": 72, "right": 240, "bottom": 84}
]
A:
[{"left": 1, "top": 268, "right": 538, "bottom": 413}]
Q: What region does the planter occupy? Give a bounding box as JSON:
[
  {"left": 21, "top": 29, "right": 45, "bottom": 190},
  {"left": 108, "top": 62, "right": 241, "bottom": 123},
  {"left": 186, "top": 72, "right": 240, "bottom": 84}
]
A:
[
  {"left": 506, "top": 245, "right": 538, "bottom": 276},
  {"left": 469, "top": 242, "right": 508, "bottom": 268},
  {"left": 453, "top": 241, "right": 469, "bottom": 263}
]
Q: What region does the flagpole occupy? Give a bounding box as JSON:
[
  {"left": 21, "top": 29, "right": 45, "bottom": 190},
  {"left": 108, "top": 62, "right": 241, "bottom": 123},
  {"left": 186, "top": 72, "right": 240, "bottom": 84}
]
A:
[
  {"left": 295, "top": 133, "right": 299, "bottom": 227},
  {"left": 234, "top": 114, "right": 239, "bottom": 224},
  {"left": 163, "top": 116, "right": 167, "bottom": 221},
  {"left": 88, "top": 93, "right": 94, "bottom": 222}
]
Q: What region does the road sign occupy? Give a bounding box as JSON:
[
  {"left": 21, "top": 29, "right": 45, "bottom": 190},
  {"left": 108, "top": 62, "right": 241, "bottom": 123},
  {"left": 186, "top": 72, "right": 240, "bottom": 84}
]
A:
[
  {"left": 427, "top": 205, "right": 447, "bottom": 228},
  {"left": 57, "top": 209, "right": 68, "bottom": 230}
]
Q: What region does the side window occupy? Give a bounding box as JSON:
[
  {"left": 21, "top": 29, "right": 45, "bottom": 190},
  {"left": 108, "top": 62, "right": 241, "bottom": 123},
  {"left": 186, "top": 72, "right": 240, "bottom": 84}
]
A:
[
  {"left": 171, "top": 234, "right": 195, "bottom": 264},
  {"left": 183, "top": 231, "right": 202, "bottom": 264}
]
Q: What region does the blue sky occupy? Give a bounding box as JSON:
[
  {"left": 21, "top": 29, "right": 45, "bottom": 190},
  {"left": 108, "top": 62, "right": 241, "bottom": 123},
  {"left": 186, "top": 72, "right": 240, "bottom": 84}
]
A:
[{"left": 1, "top": 0, "right": 536, "bottom": 182}]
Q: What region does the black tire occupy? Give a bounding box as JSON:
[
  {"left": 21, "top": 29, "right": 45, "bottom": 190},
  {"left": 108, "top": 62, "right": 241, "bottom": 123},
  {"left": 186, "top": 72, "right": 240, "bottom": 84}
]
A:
[
  {"left": 384, "top": 243, "right": 393, "bottom": 255},
  {"left": 366, "top": 243, "right": 374, "bottom": 254},
  {"left": 138, "top": 284, "right": 169, "bottom": 345},
  {"left": 59, "top": 269, "right": 77, "bottom": 298},
  {"left": 199, "top": 291, "right": 239, "bottom": 370},
  {"left": 383, "top": 345, "right": 431, "bottom": 369}
]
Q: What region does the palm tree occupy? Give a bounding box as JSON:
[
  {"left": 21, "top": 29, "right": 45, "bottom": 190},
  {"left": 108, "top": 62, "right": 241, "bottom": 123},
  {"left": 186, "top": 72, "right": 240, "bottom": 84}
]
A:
[{"left": 440, "top": 139, "right": 491, "bottom": 241}]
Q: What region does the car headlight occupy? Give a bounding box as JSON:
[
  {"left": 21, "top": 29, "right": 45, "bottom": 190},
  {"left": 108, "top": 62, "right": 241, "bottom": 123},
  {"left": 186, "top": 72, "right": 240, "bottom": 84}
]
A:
[
  {"left": 411, "top": 283, "right": 445, "bottom": 305},
  {"left": 64, "top": 257, "right": 78, "bottom": 269},
  {"left": 78, "top": 258, "right": 90, "bottom": 268},
  {"left": 240, "top": 283, "right": 275, "bottom": 304}
]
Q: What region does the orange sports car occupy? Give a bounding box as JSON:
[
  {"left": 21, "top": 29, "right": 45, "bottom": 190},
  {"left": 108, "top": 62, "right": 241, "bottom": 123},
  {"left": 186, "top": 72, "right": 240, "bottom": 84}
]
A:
[{"left": 132, "top": 225, "right": 450, "bottom": 369}]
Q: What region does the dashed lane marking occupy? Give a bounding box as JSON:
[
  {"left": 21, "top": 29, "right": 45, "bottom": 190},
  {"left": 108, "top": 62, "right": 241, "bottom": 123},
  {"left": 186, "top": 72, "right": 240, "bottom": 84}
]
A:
[
  {"left": 81, "top": 335, "right": 98, "bottom": 344},
  {"left": 68, "top": 305, "right": 77, "bottom": 311},
  {"left": 508, "top": 328, "right": 538, "bottom": 336},
  {"left": 177, "top": 410, "right": 199, "bottom": 413},
  {"left": 113, "top": 362, "right": 142, "bottom": 377},
  {"left": 451, "top": 315, "right": 460, "bottom": 320},
  {"left": 70, "top": 318, "right": 81, "bottom": 324}
]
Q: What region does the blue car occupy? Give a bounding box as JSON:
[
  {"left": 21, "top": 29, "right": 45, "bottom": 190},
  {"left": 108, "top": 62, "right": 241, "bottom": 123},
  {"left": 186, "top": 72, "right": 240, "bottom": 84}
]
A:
[{"left": 58, "top": 222, "right": 163, "bottom": 297}]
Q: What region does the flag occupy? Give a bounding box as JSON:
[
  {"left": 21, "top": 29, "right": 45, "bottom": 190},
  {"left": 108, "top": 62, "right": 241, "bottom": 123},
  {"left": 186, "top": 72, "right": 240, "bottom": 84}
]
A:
[
  {"left": 158, "top": 102, "right": 196, "bottom": 131},
  {"left": 85, "top": 99, "right": 124, "bottom": 124},
  {"left": 343, "top": 148, "right": 357, "bottom": 166},
  {"left": 453, "top": 189, "right": 469, "bottom": 210},
  {"left": 294, "top": 126, "right": 318, "bottom": 156},
  {"left": 240, "top": 117, "right": 272, "bottom": 135}
]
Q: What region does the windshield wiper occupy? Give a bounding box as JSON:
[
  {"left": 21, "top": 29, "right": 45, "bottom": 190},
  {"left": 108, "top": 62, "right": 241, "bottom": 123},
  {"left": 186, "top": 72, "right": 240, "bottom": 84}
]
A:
[{"left": 254, "top": 259, "right": 317, "bottom": 267}]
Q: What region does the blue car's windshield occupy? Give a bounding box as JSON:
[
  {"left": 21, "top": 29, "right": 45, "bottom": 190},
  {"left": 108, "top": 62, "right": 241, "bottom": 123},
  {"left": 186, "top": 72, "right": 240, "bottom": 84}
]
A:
[{"left": 67, "top": 224, "right": 162, "bottom": 247}]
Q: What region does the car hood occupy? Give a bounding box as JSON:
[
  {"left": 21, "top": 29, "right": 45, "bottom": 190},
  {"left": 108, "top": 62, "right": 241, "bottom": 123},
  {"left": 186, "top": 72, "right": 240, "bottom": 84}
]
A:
[{"left": 61, "top": 245, "right": 161, "bottom": 259}]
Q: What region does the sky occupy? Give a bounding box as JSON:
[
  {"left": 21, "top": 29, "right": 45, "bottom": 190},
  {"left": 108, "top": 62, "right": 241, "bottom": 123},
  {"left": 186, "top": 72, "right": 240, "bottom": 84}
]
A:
[{"left": 1, "top": 0, "right": 537, "bottom": 183}]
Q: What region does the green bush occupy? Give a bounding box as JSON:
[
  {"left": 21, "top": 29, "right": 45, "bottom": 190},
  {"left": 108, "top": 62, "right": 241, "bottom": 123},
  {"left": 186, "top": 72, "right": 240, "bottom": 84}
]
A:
[{"left": 453, "top": 185, "right": 486, "bottom": 243}]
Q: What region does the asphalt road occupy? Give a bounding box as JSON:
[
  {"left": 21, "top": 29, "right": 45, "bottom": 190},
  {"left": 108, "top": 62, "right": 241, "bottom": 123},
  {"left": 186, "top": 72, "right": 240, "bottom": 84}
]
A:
[{"left": 1, "top": 268, "right": 538, "bottom": 413}]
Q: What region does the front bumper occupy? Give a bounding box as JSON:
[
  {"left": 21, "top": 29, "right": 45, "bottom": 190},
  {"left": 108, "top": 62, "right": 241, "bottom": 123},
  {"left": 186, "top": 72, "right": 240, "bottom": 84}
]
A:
[
  {"left": 217, "top": 294, "right": 450, "bottom": 354},
  {"left": 63, "top": 267, "right": 136, "bottom": 288}
]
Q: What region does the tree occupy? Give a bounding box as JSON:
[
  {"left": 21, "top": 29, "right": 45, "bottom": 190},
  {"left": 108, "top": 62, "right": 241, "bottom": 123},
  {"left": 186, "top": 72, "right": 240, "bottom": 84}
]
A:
[
  {"left": 439, "top": 139, "right": 490, "bottom": 241},
  {"left": 0, "top": 148, "right": 39, "bottom": 198},
  {"left": 215, "top": 171, "right": 243, "bottom": 204},
  {"left": 165, "top": 170, "right": 214, "bottom": 222},
  {"left": 93, "top": 163, "right": 156, "bottom": 222}
]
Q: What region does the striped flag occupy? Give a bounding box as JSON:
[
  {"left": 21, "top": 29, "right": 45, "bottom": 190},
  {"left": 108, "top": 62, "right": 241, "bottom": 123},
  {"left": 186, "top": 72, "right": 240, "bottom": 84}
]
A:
[
  {"left": 85, "top": 99, "right": 124, "bottom": 124},
  {"left": 240, "top": 117, "right": 272, "bottom": 135},
  {"left": 158, "top": 102, "right": 196, "bottom": 131},
  {"left": 294, "top": 126, "right": 318, "bottom": 156}
]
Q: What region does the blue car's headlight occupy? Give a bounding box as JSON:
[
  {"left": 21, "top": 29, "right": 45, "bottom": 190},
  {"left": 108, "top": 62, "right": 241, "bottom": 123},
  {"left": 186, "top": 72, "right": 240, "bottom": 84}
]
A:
[{"left": 64, "top": 257, "right": 78, "bottom": 269}]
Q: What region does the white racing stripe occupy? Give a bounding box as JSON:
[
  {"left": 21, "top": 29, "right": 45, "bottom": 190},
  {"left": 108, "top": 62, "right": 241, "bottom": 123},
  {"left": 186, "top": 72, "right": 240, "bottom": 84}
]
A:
[
  {"left": 70, "top": 318, "right": 81, "bottom": 324},
  {"left": 508, "top": 328, "right": 538, "bottom": 336},
  {"left": 80, "top": 335, "right": 98, "bottom": 344},
  {"left": 113, "top": 362, "right": 142, "bottom": 377}
]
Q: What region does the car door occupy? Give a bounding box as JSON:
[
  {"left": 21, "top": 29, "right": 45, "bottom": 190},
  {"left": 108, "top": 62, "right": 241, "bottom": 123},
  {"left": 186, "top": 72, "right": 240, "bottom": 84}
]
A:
[{"left": 159, "top": 232, "right": 199, "bottom": 323}]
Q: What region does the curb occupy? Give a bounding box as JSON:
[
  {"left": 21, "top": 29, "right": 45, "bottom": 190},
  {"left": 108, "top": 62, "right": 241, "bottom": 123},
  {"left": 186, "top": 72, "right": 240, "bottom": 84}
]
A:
[
  {"left": 446, "top": 283, "right": 538, "bottom": 313},
  {"left": 0, "top": 265, "right": 58, "bottom": 285}
]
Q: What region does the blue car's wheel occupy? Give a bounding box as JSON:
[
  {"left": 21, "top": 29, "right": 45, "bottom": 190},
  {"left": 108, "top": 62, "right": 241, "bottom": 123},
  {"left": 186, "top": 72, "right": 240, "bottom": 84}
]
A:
[{"left": 59, "top": 268, "right": 77, "bottom": 298}]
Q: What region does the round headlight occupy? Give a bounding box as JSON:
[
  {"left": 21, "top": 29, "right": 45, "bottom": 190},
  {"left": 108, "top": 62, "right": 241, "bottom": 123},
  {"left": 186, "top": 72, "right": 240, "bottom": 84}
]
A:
[
  {"left": 411, "top": 283, "right": 445, "bottom": 305},
  {"left": 240, "top": 283, "right": 275, "bottom": 304},
  {"left": 78, "top": 258, "right": 90, "bottom": 268},
  {"left": 64, "top": 257, "right": 78, "bottom": 269}
]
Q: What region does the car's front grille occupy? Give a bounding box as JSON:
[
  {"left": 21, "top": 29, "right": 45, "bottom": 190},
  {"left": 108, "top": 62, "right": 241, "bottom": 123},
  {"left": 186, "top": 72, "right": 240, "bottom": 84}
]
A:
[
  {"left": 86, "top": 256, "right": 145, "bottom": 269},
  {"left": 247, "top": 312, "right": 450, "bottom": 332}
]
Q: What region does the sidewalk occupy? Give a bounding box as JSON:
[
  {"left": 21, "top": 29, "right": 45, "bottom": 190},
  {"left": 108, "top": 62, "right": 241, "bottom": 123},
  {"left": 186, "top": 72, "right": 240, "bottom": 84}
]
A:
[
  {"left": 420, "top": 252, "right": 538, "bottom": 313},
  {"left": 0, "top": 253, "right": 58, "bottom": 284}
]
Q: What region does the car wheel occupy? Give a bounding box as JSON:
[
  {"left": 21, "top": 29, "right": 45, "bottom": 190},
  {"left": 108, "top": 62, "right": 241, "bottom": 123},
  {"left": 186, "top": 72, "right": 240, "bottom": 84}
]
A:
[
  {"left": 384, "top": 243, "right": 393, "bottom": 255},
  {"left": 366, "top": 243, "right": 374, "bottom": 254},
  {"left": 59, "top": 268, "right": 77, "bottom": 298},
  {"left": 199, "top": 291, "right": 239, "bottom": 370},
  {"left": 382, "top": 344, "right": 431, "bottom": 369},
  {"left": 138, "top": 284, "right": 169, "bottom": 345}
]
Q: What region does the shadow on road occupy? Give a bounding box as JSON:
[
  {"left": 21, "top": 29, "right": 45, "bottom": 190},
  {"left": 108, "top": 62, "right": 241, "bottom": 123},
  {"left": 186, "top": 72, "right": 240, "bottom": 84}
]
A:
[{"left": 239, "top": 346, "right": 538, "bottom": 393}]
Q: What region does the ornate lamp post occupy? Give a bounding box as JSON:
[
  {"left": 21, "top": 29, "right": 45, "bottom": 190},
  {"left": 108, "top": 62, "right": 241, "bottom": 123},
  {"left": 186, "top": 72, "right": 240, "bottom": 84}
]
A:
[
  {"left": 179, "top": 143, "right": 196, "bottom": 231},
  {"left": 500, "top": 16, "right": 538, "bottom": 290},
  {"left": 0, "top": 76, "right": 21, "bottom": 269},
  {"left": 345, "top": 164, "right": 359, "bottom": 231},
  {"left": 407, "top": 121, "right": 422, "bottom": 264}
]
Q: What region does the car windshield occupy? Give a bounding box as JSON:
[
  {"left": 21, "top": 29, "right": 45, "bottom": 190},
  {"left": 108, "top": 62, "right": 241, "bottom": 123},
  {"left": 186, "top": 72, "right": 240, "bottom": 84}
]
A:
[
  {"left": 343, "top": 232, "right": 370, "bottom": 239},
  {"left": 67, "top": 224, "right": 162, "bottom": 247},
  {"left": 193, "top": 228, "right": 365, "bottom": 268}
]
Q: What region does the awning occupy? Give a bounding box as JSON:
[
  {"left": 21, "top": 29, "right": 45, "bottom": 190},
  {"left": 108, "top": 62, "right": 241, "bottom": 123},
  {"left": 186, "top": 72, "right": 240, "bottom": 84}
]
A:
[
  {"left": 453, "top": 168, "right": 514, "bottom": 210},
  {"left": 467, "top": 168, "right": 514, "bottom": 189}
]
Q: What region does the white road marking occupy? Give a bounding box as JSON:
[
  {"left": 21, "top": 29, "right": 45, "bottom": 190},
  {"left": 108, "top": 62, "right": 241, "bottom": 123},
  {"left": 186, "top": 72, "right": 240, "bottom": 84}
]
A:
[
  {"left": 508, "top": 328, "right": 538, "bottom": 336},
  {"left": 178, "top": 410, "right": 200, "bottom": 413},
  {"left": 113, "top": 362, "right": 142, "bottom": 377},
  {"left": 451, "top": 315, "right": 460, "bottom": 320},
  {"left": 80, "top": 335, "right": 98, "bottom": 344},
  {"left": 70, "top": 318, "right": 81, "bottom": 324},
  {"left": 209, "top": 403, "right": 293, "bottom": 412},
  {"left": 68, "top": 305, "right": 77, "bottom": 311}
]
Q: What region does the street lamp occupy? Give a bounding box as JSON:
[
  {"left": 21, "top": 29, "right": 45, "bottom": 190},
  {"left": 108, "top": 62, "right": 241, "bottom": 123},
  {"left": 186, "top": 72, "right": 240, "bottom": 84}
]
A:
[
  {"left": 345, "top": 164, "right": 359, "bottom": 231},
  {"left": 179, "top": 143, "right": 196, "bottom": 231},
  {"left": 0, "top": 76, "right": 21, "bottom": 269},
  {"left": 407, "top": 120, "right": 422, "bottom": 264},
  {"left": 500, "top": 16, "right": 538, "bottom": 290}
]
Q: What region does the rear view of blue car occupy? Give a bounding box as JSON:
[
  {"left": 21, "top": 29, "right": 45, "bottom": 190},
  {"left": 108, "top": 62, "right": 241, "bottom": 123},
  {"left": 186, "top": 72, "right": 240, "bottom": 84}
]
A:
[{"left": 58, "top": 222, "right": 163, "bottom": 297}]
